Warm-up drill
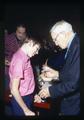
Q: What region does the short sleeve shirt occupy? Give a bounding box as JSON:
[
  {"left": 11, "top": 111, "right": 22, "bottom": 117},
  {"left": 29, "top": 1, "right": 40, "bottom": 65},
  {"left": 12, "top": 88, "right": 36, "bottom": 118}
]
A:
[{"left": 9, "top": 48, "right": 35, "bottom": 96}]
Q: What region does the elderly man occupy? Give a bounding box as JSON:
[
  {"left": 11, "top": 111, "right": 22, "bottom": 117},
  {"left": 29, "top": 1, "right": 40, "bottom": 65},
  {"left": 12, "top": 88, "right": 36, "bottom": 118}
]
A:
[{"left": 35, "top": 20, "right": 80, "bottom": 115}]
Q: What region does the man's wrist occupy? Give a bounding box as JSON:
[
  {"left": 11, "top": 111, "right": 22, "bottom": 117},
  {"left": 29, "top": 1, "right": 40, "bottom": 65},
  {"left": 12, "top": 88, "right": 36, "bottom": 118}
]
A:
[{"left": 53, "top": 72, "right": 59, "bottom": 80}]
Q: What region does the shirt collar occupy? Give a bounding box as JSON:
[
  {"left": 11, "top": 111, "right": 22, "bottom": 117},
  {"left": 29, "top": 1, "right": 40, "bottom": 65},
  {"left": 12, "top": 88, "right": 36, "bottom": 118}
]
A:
[
  {"left": 20, "top": 48, "right": 30, "bottom": 60},
  {"left": 64, "top": 32, "right": 76, "bottom": 59},
  {"left": 67, "top": 32, "right": 76, "bottom": 50}
]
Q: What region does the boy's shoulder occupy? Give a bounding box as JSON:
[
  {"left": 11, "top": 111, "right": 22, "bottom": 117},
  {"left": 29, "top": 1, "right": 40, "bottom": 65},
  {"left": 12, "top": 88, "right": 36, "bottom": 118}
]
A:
[{"left": 13, "top": 49, "right": 29, "bottom": 63}]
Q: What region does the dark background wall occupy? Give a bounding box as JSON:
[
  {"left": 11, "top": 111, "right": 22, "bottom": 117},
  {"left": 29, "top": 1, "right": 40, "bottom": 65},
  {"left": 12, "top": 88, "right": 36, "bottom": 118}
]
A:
[
  {"left": 4, "top": 2, "right": 80, "bottom": 65},
  {"left": 5, "top": 2, "right": 80, "bottom": 36}
]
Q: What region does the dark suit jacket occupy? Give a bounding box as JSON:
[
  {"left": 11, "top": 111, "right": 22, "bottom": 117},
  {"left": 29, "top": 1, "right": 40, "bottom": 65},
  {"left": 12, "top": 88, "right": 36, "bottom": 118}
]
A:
[
  {"left": 49, "top": 33, "right": 80, "bottom": 115},
  {"left": 47, "top": 49, "right": 67, "bottom": 71}
]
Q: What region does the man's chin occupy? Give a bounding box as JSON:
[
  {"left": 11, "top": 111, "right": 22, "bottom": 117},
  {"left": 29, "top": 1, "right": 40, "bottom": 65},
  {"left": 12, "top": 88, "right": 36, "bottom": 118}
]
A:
[{"left": 17, "top": 38, "right": 23, "bottom": 41}]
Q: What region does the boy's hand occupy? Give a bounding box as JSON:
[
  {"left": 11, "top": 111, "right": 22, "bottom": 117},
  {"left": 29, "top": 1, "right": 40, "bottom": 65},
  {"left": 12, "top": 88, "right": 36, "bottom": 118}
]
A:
[
  {"left": 34, "top": 94, "right": 42, "bottom": 103},
  {"left": 38, "top": 87, "right": 50, "bottom": 99},
  {"left": 24, "top": 109, "right": 35, "bottom": 116}
]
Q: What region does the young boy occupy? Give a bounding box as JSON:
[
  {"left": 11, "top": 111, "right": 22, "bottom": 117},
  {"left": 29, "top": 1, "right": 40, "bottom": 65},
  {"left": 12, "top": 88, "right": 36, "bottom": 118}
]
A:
[{"left": 9, "top": 36, "right": 43, "bottom": 116}]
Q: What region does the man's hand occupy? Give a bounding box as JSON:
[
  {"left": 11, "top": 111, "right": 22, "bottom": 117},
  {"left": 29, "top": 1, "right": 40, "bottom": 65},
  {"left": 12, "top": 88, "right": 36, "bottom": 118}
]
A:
[
  {"left": 40, "top": 73, "right": 53, "bottom": 82},
  {"left": 41, "top": 66, "right": 59, "bottom": 81},
  {"left": 38, "top": 87, "right": 50, "bottom": 99},
  {"left": 5, "top": 59, "right": 10, "bottom": 66},
  {"left": 44, "top": 70, "right": 59, "bottom": 79}
]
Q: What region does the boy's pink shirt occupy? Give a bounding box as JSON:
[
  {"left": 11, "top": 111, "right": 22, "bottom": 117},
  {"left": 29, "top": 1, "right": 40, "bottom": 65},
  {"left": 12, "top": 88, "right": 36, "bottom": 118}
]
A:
[{"left": 9, "top": 48, "right": 35, "bottom": 96}]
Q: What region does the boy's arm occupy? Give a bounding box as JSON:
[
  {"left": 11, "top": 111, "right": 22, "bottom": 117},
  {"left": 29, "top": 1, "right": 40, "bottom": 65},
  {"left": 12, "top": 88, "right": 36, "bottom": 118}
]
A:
[{"left": 11, "top": 78, "right": 35, "bottom": 116}]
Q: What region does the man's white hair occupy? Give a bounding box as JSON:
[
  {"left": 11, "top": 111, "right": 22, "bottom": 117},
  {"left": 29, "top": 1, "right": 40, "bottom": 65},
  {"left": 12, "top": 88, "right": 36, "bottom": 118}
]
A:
[{"left": 50, "top": 20, "right": 73, "bottom": 34}]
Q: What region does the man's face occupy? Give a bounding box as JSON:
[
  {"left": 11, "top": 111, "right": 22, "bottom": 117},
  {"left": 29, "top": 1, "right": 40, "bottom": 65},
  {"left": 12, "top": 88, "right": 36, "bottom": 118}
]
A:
[
  {"left": 51, "top": 31, "right": 68, "bottom": 49},
  {"left": 16, "top": 26, "right": 26, "bottom": 41}
]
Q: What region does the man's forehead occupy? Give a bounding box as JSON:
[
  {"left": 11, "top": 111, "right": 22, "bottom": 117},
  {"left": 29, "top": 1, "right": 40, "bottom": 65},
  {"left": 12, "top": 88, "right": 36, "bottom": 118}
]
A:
[{"left": 51, "top": 32, "right": 57, "bottom": 39}]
